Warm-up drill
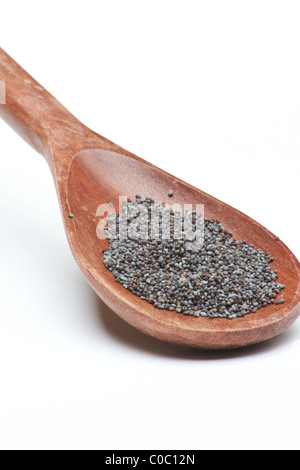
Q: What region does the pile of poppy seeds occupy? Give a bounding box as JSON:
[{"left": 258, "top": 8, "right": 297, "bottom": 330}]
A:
[{"left": 103, "top": 195, "right": 285, "bottom": 319}]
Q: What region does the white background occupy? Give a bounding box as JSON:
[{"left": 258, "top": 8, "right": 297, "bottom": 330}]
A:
[{"left": 0, "top": 0, "right": 300, "bottom": 451}]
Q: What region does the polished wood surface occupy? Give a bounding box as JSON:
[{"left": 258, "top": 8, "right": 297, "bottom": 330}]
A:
[{"left": 1, "top": 48, "right": 299, "bottom": 349}]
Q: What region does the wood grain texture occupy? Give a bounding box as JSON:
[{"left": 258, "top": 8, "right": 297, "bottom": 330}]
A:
[{"left": 1, "top": 48, "right": 299, "bottom": 349}]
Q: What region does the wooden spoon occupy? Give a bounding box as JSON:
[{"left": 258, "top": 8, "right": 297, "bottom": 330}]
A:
[{"left": 0, "top": 49, "right": 299, "bottom": 350}]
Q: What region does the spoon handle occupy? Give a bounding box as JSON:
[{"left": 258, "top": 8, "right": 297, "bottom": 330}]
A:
[{"left": 0, "top": 48, "right": 89, "bottom": 162}]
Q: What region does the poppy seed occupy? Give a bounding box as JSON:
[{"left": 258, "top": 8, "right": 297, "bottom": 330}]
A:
[{"left": 103, "top": 196, "right": 286, "bottom": 319}]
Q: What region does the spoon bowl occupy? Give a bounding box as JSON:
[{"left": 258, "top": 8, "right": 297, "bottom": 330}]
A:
[
  {"left": 1, "top": 49, "right": 299, "bottom": 349},
  {"left": 66, "top": 149, "right": 300, "bottom": 349}
]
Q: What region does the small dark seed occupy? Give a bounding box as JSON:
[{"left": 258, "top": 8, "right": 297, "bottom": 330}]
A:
[{"left": 102, "top": 196, "right": 285, "bottom": 320}]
